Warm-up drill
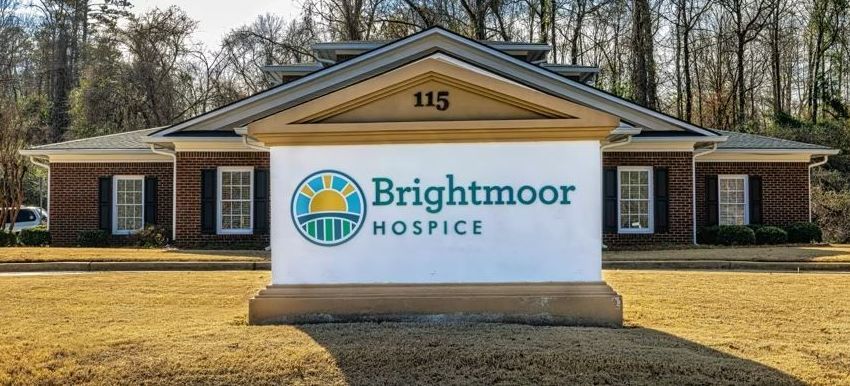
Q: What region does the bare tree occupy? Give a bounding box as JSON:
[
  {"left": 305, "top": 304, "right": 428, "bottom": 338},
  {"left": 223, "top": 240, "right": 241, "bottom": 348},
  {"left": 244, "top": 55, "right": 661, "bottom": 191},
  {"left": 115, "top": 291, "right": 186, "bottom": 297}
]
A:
[
  {"left": 718, "top": 0, "right": 775, "bottom": 126},
  {"left": 0, "top": 104, "right": 27, "bottom": 232}
]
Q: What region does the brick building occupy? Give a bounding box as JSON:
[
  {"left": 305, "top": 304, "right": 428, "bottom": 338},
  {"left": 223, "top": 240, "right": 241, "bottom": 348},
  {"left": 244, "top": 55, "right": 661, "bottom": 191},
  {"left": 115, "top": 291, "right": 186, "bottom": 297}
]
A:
[{"left": 21, "top": 28, "right": 838, "bottom": 249}]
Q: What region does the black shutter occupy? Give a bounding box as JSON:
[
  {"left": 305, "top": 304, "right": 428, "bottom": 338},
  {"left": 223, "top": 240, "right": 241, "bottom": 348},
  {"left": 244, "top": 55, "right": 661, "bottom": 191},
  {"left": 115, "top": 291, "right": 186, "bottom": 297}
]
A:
[
  {"left": 705, "top": 175, "right": 719, "bottom": 226},
  {"left": 654, "top": 167, "right": 669, "bottom": 233},
  {"left": 603, "top": 167, "right": 618, "bottom": 233},
  {"left": 749, "top": 175, "right": 763, "bottom": 225},
  {"left": 98, "top": 176, "right": 112, "bottom": 231},
  {"left": 201, "top": 169, "right": 217, "bottom": 234},
  {"left": 144, "top": 177, "right": 158, "bottom": 226},
  {"left": 254, "top": 169, "right": 270, "bottom": 234}
]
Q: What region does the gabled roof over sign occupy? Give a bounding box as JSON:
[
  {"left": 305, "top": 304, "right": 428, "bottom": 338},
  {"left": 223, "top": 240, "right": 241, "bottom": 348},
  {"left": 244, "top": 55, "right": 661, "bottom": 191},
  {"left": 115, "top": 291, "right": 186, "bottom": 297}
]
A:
[
  {"left": 148, "top": 27, "right": 719, "bottom": 140},
  {"left": 247, "top": 54, "right": 622, "bottom": 146}
]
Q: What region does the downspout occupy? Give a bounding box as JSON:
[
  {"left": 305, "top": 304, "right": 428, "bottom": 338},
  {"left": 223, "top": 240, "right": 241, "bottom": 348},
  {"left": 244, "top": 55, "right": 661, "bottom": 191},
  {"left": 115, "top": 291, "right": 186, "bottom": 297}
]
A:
[
  {"left": 692, "top": 144, "right": 718, "bottom": 244},
  {"left": 808, "top": 155, "right": 829, "bottom": 222},
  {"left": 236, "top": 127, "right": 269, "bottom": 151},
  {"left": 600, "top": 135, "right": 633, "bottom": 151},
  {"left": 29, "top": 156, "right": 50, "bottom": 230},
  {"left": 149, "top": 144, "right": 177, "bottom": 242},
  {"left": 242, "top": 134, "right": 269, "bottom": 151}
]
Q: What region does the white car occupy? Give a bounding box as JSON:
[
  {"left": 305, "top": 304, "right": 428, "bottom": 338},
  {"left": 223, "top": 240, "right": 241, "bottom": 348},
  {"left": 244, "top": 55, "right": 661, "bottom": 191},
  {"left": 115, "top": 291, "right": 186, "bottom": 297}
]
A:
[{"left": 3, "top": 207, "right": 47, "bottom": 232}]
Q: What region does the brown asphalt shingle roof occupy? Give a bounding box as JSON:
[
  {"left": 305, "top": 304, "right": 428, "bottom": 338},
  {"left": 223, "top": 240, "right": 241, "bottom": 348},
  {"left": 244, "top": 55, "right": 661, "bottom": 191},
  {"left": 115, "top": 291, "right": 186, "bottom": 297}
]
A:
[{"left": 26, "top": 128, "right": 162, "bottom": 151}]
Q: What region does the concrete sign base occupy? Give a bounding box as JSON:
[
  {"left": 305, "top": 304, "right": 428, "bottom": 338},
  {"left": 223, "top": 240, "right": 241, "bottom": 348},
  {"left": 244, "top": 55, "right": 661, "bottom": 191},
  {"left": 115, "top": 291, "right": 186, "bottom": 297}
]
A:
[{"left": 249, "top": 282, "right": 622, "bottom": 326}]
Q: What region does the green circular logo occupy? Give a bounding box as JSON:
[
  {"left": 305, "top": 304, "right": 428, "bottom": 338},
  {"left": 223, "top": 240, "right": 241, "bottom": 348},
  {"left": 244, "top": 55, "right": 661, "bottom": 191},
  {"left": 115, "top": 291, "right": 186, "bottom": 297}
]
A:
[{"left": 291, "top": 170, "right": 366, "bottom": 246}]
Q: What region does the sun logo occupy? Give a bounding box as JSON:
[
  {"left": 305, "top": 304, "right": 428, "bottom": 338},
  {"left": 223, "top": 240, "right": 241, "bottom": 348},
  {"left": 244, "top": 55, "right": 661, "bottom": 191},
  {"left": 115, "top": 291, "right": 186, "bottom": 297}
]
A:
[{"left": 291, "top": 170, "right": 366, "bottom": 246}]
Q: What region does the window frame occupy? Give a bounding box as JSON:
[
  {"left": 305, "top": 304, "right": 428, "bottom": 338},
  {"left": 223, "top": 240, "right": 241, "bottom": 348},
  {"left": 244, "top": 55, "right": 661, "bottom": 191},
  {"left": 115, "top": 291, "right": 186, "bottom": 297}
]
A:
[
  {"left": 718, "top": 174, "right": 749, "bottom": 225},
  {"left": 616, "top": 166, "right": 654, "bottom": 234},
  {"left": 112, "top": 175, "right": 145, "bottom": 235},
  {"left": 216, "top": 166, "right": 254, "bottom": 235}
]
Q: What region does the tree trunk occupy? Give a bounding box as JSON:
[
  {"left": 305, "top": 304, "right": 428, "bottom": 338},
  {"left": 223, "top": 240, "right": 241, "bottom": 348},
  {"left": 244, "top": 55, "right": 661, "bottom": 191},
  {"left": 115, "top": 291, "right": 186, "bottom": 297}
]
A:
[
  {"left": 630, "top": 0, "right": 657, "bottom": 108},
  {"left": 736, "top": 37, "right": 746, "bottom": 127}
]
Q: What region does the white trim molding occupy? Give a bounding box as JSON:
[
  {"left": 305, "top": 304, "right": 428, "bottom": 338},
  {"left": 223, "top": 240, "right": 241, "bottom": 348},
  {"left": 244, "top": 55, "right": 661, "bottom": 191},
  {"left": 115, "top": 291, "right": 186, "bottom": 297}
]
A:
[
  {"left": 717, "top": 175, "right": 749, "bottom": 226},
  {"left": 216, "top": 166, "right": 254, "bottom": 235},
  {"left": 616, "top": 166, "right": 654, "bottom": 234},
  {"left": 112, "top": 175, "right": 145, "bottom": 235}
]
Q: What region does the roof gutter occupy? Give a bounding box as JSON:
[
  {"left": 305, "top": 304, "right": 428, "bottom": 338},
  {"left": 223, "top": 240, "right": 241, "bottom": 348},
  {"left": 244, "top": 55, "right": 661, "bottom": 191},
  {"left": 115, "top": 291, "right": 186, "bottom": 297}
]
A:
[
  {"left": 149, "top": 144, "right": 177, "bottom": 242},
  {"left": 808, "top": 155, "right": 830, "bottom": 222},
  {"left": 692, "top": 143, "right": 718, "bottom": 244}
]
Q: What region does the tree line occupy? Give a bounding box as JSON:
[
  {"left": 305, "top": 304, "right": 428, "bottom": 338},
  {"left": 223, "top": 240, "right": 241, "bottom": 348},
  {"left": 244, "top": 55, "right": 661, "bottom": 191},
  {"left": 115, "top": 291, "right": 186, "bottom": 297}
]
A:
[{"left": 0, "top": 0, "right": 848, "bottom": 239}]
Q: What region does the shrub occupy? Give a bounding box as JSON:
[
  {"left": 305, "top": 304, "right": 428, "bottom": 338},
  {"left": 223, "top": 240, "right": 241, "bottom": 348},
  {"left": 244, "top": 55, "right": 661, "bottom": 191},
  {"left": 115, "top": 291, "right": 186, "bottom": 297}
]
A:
[
  {"left": 19, "top": 226, "right": 50, "bottom": 246},
  {"left": 132, "top": 225, "right": 170, "bottom": 248},
  {"left": 746, "top": 224, "right": 764, "bottom": 232},
  {"left": 697, "top": 226, "right": 720, "bottom": 245},
  {"left": 0, "top": 231, "right": 17, "bottom": 247},
  {"left": 77, "top": 230, "right": 109, "bottom": 247},
  {"left": 716, "top": 225, "right": 756, "bottom": 246},
  {"left": 754, "top": 226, "right": 788, "bottom": 245},
  {"left": 785, "top": 222, "right": 823, "bottom": 243}
]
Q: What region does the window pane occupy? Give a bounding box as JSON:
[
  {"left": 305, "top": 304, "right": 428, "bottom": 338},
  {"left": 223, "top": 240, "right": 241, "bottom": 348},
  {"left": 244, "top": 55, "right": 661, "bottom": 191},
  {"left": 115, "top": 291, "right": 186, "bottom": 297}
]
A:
[
  {"left": 219, "top": 170, "right": 252, "bottom": 231},
  {"left": 618, "top": 169, "right": 651, "bottom": 231},
  {"left": 114, "top": 177, "right": 144, "bottom": 232},
  {"left": 718, "top": 176, "right": 748, "bottom": 225}
]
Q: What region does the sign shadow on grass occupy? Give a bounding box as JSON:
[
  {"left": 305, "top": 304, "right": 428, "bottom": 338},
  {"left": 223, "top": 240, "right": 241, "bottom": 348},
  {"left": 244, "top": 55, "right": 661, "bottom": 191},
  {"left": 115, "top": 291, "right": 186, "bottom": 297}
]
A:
[{"left": 296, "top": 322, "right": 803, "bottom": 385}]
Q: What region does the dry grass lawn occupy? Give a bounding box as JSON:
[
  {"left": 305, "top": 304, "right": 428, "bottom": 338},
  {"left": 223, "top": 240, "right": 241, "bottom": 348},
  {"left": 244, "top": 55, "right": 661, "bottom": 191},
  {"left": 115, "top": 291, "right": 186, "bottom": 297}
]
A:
[
  {"left": 605, "top": 244, "right": 850, "bottom": 263},
  {"left": 0, "top": 247, "right": 269, "bottom": 263},
  {"left": 3, "top": 245, "right": 848, "bottom": 265},
  {"left": 1, "top": 271, "right": 848, "bottom": 385}
]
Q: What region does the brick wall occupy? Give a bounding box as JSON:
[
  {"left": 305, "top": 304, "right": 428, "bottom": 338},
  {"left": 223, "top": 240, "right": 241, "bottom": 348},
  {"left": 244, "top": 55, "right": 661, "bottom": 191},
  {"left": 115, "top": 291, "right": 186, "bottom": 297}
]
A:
[
  {"left": 695, "top": 162, "right": 809, "bottom": 228},
  {"left": 49, "top": 162, "right": 173, "bottom": 246},
  {"left": 175, "top": 151, "right": 270, "bottom": 249},
  {"left": 602, "top": 152, "right": 694, "bottom": 248}
]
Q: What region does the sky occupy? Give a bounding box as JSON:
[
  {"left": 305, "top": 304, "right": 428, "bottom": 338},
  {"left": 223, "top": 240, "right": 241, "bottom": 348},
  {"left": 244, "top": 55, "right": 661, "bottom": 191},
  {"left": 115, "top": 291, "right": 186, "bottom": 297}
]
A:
[{"left": 132, "top": 0, "right": 302, "bottom": 48}]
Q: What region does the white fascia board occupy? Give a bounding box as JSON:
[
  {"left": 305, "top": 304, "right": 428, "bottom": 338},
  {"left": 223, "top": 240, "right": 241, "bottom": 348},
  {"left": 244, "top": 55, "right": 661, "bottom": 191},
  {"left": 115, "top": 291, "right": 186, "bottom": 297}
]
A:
[{"left": 151, "top": 28, "right": 722, "bottom": 138}]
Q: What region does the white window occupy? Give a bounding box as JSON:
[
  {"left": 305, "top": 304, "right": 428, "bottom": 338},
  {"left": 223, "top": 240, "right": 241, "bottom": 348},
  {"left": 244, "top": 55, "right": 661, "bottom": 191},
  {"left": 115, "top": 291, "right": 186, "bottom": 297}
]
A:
[
  {"left": 618, "top": 166, "right": 653, "bottom": 233},
  {"left": 217, "top": 167, "right": 253, "bottom": 235},
  {"left": 113, "top": 176, "right": 144, "bottom": 235},
  {"left": 718, "top": 175, "right": 749, "bottom": 225}
]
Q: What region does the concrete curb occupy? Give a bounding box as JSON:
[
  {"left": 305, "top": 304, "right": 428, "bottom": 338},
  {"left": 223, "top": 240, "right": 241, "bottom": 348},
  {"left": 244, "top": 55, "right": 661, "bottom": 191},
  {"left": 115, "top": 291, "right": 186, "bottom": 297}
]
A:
[
  {"left": 603, "top": 260, "right": 850, "bottom": 272},
  {"left": 0, "top": 261, "right": 271, "bottom": 273}
]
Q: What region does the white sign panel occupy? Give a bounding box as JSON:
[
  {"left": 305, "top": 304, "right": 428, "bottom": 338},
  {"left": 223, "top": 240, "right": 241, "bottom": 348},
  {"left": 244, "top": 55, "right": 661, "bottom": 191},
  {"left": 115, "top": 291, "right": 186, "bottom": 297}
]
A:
[{"left": 270, "top": 141, "right": 602, "bottom": 284}]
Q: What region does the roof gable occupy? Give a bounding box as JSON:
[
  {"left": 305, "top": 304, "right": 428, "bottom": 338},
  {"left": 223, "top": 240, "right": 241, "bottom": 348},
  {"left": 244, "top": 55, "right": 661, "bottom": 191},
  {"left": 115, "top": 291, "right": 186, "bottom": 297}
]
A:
[
  {"left": 151, "top": 27, "right": 718, "bottom": 138},
  {"left": 247, "top": 54, "right": 620, "bottom": 146},
  {"left": 263, "top": 54, "right": 615, "bottom": 126}
]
